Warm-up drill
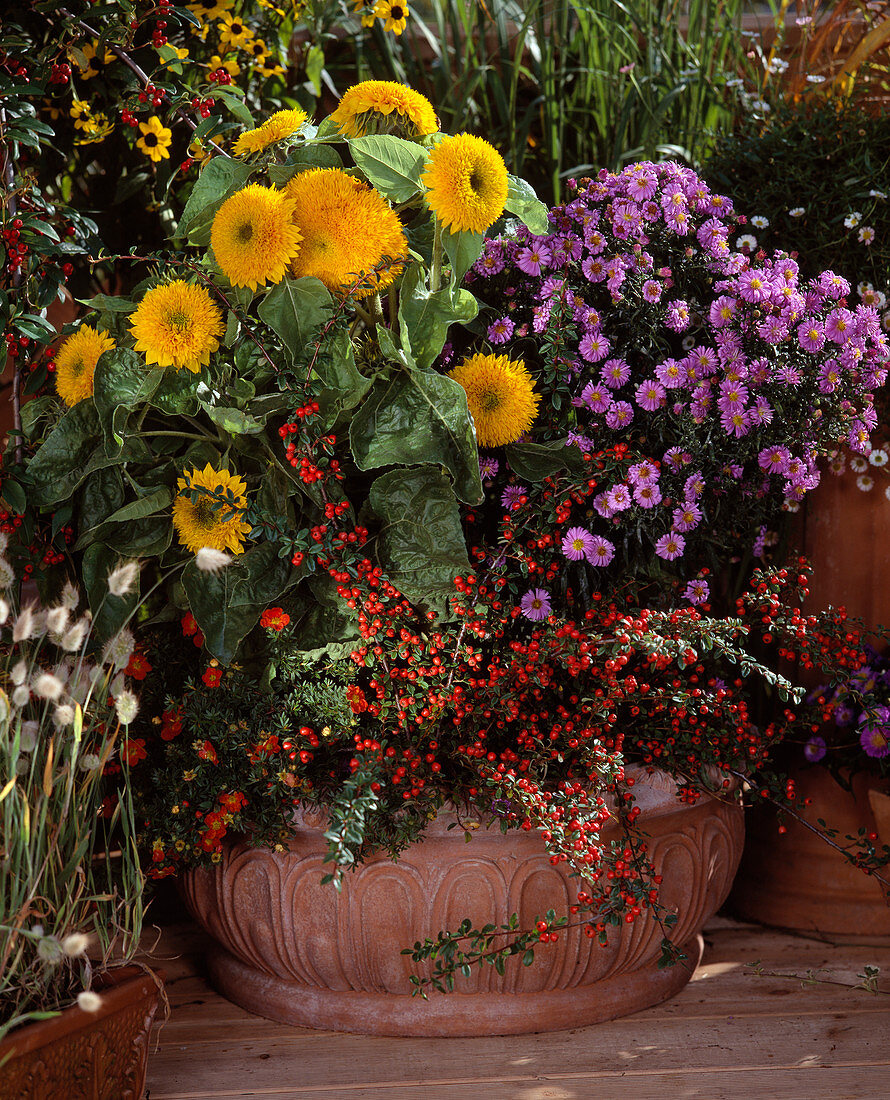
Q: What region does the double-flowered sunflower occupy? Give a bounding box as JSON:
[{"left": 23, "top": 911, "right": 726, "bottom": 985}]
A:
[
  {"left": 55, "top": 325, "right": 116, "bottom": 406},
  {"left": 449, "top": 353, "right": 539, "bottom": 448},
  {"left": 129, "top": 280, "right": 225, "bottom": 373},
  {"left": 284, "top": 168, "right": 408, "bottom": 297},
  {"left": 233, "top": 108, "right": 308, "bottom": 157},
  {"left": 172, "top": 464, "right": 252, "bottom": 555},
  {"left": 423, "top": 133, "right": 508, "bottom": 234},
  {"left": 329, "top": 80, "right": 437, "bottom": 140},
  {"left": 211, "top": 184, "right": 302, "bottom": 291}
]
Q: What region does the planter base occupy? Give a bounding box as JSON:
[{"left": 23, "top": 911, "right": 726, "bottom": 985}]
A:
[{"left": 206, "top": 934, "right": 704, "bottom": 1037}]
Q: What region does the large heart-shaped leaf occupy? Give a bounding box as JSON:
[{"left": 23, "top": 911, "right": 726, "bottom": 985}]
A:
[
  {"left": 350, "top": 369, "right": 482, "bottom": 504},
  {"left": 349, "top": 135, "right": 427, "bottom": 202},
  {"left": 257, "top": 277, "right": 333, "bottom": 363}
]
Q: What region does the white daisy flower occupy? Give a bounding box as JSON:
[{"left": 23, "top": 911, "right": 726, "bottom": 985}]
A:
[
  {"left": 844, "top": 211, "right": 863, "bottom": 229},
  {"left": 788, "top": 207, "right": 805, "bottom": 217},
  {"left": 857, "top": 474, "right": 875, "bottom": 492},
  {"left": 751, "top": 215, "right": 770, "bottom": 228},
  {"left": 869, "top": 449, "right": 888, "bottom": 467},
  {"left": 858, "top": 226, "right": 876, "bottom": 245},
  {"left": 850, "top": 455, "right": 869, "bottom": 473}
]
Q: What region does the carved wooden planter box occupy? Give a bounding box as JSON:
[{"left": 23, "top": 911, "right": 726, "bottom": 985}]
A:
[
  {"left": 0, "top": 967, "right": 163, "bottom": 1100},
  {"left": 181, "top": 767, "right": 743, "bottom": 1036}
]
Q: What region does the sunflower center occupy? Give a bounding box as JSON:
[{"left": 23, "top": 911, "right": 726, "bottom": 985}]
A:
[
  {"left": 479, "top": 389, "right": 502, "bottom": 413},
  {"left": 144, "top": 132, "right": 158, "bottom": 147},
  {"left": 166, "top": 309, "right": 192, "bottom": 333},
  {"left": 391, "top": 5, "right": 404, "bottom": 17},
  {"left": 236, "top": 221, "right": 254, "bottom": 243},
  {"left": 193, "top": 498, "right": 216, "bottom": 527},
  {"left": 469, "top": 168, "right": 484, "bottom": 192},
  {"left": 70, "top": 357, "right": 85, "bottom": 377}
]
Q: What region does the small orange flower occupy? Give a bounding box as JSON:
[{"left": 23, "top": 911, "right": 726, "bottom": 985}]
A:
[
  {"left": 219, "top": 790, "right": 248, "bottom": 812},
  {"left": 196, "top": 739, "right": 219, "bottom": 762},
  {"left": 202, "top": 667, "right": 223, "bottom": 688},
  {"left": 125, "top": 651, "right": 153, "bottom": 680},
  {"left": 182, "top": 611, "right": 199, "bottom": 636},
  {"left": 260, "top": 607, "right": 290, "bottom": 630},
  {"left": 122, "top": 738, "right": 147, "bottom": 766},
  {"left": 160, "top": 708, "right": 184, "bottom": 741}
]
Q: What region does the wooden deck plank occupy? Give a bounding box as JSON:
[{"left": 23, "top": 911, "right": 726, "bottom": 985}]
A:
[{"left": 144, "top": 918, "right": 890, "bottom": 1100}]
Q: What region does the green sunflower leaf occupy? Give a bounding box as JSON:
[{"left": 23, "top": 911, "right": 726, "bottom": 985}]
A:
[{"left": 348, "top": 135, "right": 428, "bottom": 203}]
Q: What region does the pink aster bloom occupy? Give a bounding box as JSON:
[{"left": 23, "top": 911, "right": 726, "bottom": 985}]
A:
[
  {"left": 501, "top": 484, "right": 529, "bottom": 509},
  {"left": 635, "top": 379, "right": 666, "bottom": 412},
  {"left": 758, "top": 446, "right": 791, "bottom": 475},
  {"left": 521, "top": 588, "right": 552, "bottom": 621},
  {"left": 709, "top": 294, "right": 737, "bottom": 328},
  {"left": 666, "top": 300, "right": 691, "bottom": 332},
  {"left": 605, "top": 401, "right": 634, "bottom": 429},
  {"left": 804, "top": 736, "right": 827, "bottom": 763},
  {"left": 606, "top": 484, "right": 632, "bottom": 512},
  {"left": 562, "top": 525, "right": 597, "bottom": 561},
  {"left": 588, "top": 535, "right": 615, "bottom": 566},
  {"left": 579, "top": 330, "right": 611, "bottom": 363},
  {"left": 642, "top": 278, "right": 663, "bottom": 303},
  {"left": 601, "top": 358, "right": 631, "bottom": 388},
  {"left": 859, "top": 709, "right": 890, "bottom": 758},
  {"left": 720, "top": 408, "right": 750, "bottom": 438},
  {"left": 654, "top": 532, "right": 686, "bottom": 560},
  {"left": 487, "top": 316, "right": 515, "bottom": 344},
  {"left": 736, "top": 268, "right": 772, "bottom": 304},
  {"left": 825, "top": 307, "right": 853, "bottom": 344},
  {"left": 517, "top": 244, "right": 551, "bottom": 276},
  {"left": 582, "top": 255, "right": 608, "bottom": 282},
  {"left": 672, "top": 501, "right": 703, "bottom": 531},
  {"left": 684, "top": 471, "right": 706, "bottom": 498},
  {"left": 634, "top": 482, "right": 662, "bottom": 508},
  {"left": 797, "top": 320, "right": 826, "bottom": 353},
  {"left": 628, "top": 460, "right": 659, "bottom": 485},
  {"left": 757, "top": 315, "right": 789, "bottom": 344},
  {"left": 683, "top": 578, "right": 710, "bottom": 605},
  {"left": 580, "top": 382, "right": 612, "bottom": 414}
]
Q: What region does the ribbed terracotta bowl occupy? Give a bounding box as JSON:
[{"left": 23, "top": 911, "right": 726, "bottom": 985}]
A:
[{"left": 181, "top": 767, "right": 743, "bottom": 1036}]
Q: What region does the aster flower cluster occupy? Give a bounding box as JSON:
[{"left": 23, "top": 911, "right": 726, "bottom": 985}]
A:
[
  {"left": 462, "top": 161, "right": 888, "bottom": 607},
  {"left": 809, "top": 644, "right": 890, "bottom": 770}
]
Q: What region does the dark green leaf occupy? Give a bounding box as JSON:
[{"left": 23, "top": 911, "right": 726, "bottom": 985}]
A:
[
  {"left": 348, "top": 135, "right": 427, "bottom": 202},
  {"left": 442, "top": 228, "right": 484, "bottom": 289},
  {"left": 24, "top": 402, "right": 102, "bottom": 507},
  {"left": 399, "top": 265, "right": 478, "bottom": 370},
  {"left": 93, "top": 350, "right": 163, "bottom": 445},
  {"left": 350, "top": 369, "right": 482, "bottom": 504},
  {"left": 505, "top": 438, "right": 586, "bottom": 481},
  {"left": 256, "top": 277, "right": 332, "bottom": 362}
]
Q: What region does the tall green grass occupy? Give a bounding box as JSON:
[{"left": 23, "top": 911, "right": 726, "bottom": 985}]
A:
[{"left": 341, "top": 0, "right": 746, "bottom": 201}]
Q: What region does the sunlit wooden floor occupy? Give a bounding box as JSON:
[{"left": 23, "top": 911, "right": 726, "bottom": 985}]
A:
[{"left": 143, "top": 915, "right": 890, "bottom": 1100}]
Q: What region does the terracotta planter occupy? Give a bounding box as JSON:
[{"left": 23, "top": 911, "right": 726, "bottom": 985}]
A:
[
  {"left": 731, "top": 766, "right": 890, "bottom": 943},
  {"left": 0, "top": 966, "right": 163, "bottom": 1100},
  {"left": 181, "top": 767, "right": 743, "bottom": 1036}
]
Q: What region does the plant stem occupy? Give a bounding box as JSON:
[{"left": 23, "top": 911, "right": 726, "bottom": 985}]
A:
[{"left": 431, "top": 218, "right": 443, "bottom": 293}]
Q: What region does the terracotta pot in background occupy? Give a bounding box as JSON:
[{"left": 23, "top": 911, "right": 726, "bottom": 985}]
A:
[
  {"left": 730, "top": 766, "right": 890, "bottom": 943},
  {"left": 0, "top": 966, "right": 163, "bottom": 1100},
  {"left": 181, "top": 767, "right": 743, "bottom": 1037}
]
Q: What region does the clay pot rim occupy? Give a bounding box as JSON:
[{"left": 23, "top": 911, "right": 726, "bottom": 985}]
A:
[{"left": 0, "top": 964, "right": 163, "bottom": 1058}]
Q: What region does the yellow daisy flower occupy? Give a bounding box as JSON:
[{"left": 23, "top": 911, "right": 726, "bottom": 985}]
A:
[
  {"left": 255, "top": 55, "right": 286, "bottom": 79},
  {"left": 352, "top": 0, "right": 378, "bottom": 27},
  {"left": 130, "top": 281, "right": 225, "bottom": 373},
  {"left": 54, "top": 325, "right": 116, "bottom": 407},
  {"left": 218, "top": 11, "right": 254, "bottom": 49},
  {"left": 71, "top": 40, "right": 115, "bottom": 80},
  {"left": 172, "top": 464, "right": 252, "bottom": 555},
  {"left": 189, "top": 132, "right": 224, "bottom": 165},
  {"left": 374, "top": 0, "right": 409, "bottom": 34},
  {"left": 74, "top": 112, "right": 113, "bottom": 146},
  {"left": 423, "top": 133, "right": 508, "bottom": 235},
  {"left": 232, "top": 108, "right": 308, "bottom": 156},
  {"left": 448, "top": 353, "right": 539, "bottom": 448},
  {"left": 69, "top": 100, "right": 93, "bottom": 129},
  {"left": 187, "top": 0, "right": 233, "bottom": 18},
  {"left": 284, "top": 168, "right": 408, "bottom": 297},
  {"left": 330, "top": 80, "right": 438, "bottom": 140},
  {"left": 211, "top": 184, "right": 302, "bottom": 291},
  {"left": 136, "top": 116, "right": 173, "bottom": 163}
]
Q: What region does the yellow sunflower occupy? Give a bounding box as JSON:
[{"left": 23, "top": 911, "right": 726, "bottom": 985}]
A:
[
  {"left": 374, "top": 0, "right": 409, "bottom": 34},
  {"left": 172, "top": 464, "right": 251, "bottom": 555},
  {"left": 187, "top": 0, "right": 232, "bottom": 18},
  {"left": 130, "top": 281, "right": 225, "bottom": 373},
  {"left": 218, "top": 11, "right": 254, "bottom": 49},
  {"left": 449, "top": 353, "right": 539, "bottom": 448},
  {"left": 54, "top": 325, "right": 116, "bottom": 407},
  {"left": 211, "top": 184, "right": 302, "bottom": 291},
  {"left": 422, "top": 133, "right": 508, "bottom": 234},
  {"left": 136, "top": 116, "right": 173, "bottom": 162},
  {"left": 232, "top": 108, "right": 308, "bottom": 157},
  {"left": 284, "top": 168, "right": 408, "bottom": 297},
  {"left": 329, "top": 80, "right": 437, "bottom": 140}
]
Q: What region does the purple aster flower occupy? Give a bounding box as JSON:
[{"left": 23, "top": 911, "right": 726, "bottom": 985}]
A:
[
  {"left": 720, "top": 408, "right": 750, "bottom": 438},
  {"left": 580, "top": 382, "right": 612, "bottom": 414},
  {"left": 709, "top": 294, "right": 737, "bottom": 327},
  {"left": 628, "top": 460, "right": 659, "bottom": 485},
  {"left": 520, "top": 588, "right": 552, "bottom": 621},
  {"left": 626, "top": 170, "right": 657, "bottom": 202},
  {"left": 593, "top": 491, "right": 614, "bottom": 518},
  {"left": 859, "top": 709, "right": 890, "bottom": 758},
  {"left": 635, "top": 379, "right": 666, "bottom": 412},
  {"left": 666, "top": 300, "right": 691, "bottom": 332},
  {"left": 501, "top": 484, "right": 528, "bottom": 510},
  {"left": 605, "top": 401, "right": 634, "bottom": 429},
  {"left": 517, "top": 244, "right": 551, "bottom": 276},
  {"left": 582, "top": 255, "right": 609, "bottom": 282},
  {"left": 757, "top": 315, "right": 789, "bottom": 344},
  {"left": 588, "top": 535, "right": 615, "bottom": 565},
  {"left": 825, "top": 307, "right": 853, "bottom": 344},
  {"left": 479, "top": 456, "right": 499, "bottom": 481},
  {"left": 819, "top": 270, "right": 851, "bottom": 299},
  {"left": 474, "top": 242, "right": 506, "bottom": 276},
  {"left": 601, "top": 358, "right": 631, "bottom": 388},
  {"left": 579, "top": 330, "right": 611, "bottom": 363},
  {"left": 684, "top": 470, "right": 706, "bottom": 498},
  {"left": 736, "top": 268, "right": 772, "bottom": 304},
  {"left": 797, "top": 320, "right": 826, "bottom": 353},
  {"left": 487, "top": 316, "right": 515, "bottom": 345},
  {"left": 803, "top": 736, "right": 827, "bottom": 763},
  {"left": 758, "top": 446, "right": 791, "bottom": 475},
  {"left": 642, "top": 278, "right": 663, "bottom": 303},
  {"left": 606, "top": 484, "right": 632, "bottom": 512},
  {"left": 562, "top": 525, "right": 597, "bottom": 561},
  {"left": 664, "top": 447, "right": 692, "bottom": 471},
  {"left": 654, "top": 531, "right": 686, "bottom": 560},
  {"left": 672, "top": 501, "right": 703, "bottom": 531},
  {"left": 634, "top": 482, "right": 662, "bottom": 508},
  {"left": 749, "top": 397, "right": 774, "bottom": 425},
  {"left": 718, "top": 379, "right": 749, "bottom": 411},
  {"left": 683, "top": 578, "right": 710, "bottom": 605},
  {"left": 685, "top": 346, "right": 720, "bottom": 379},
  {"left": 655, "top": 358, "right": 685, "bottom": 389}
]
